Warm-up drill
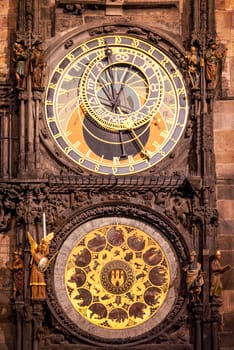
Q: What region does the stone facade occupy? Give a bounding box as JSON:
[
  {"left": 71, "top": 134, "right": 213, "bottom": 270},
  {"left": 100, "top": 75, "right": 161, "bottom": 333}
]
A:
[
  {"left": 0, "top": 1, "right": 233, "bottom": 349},
  {"left": 0, "top": 2, "right": 17, "bottom": 347},
  {"left": 0, "top": 0, "right": 17, "bottom": 80},
  {"left": 214, "top": 1, "right": 234, "bottom": 347}
]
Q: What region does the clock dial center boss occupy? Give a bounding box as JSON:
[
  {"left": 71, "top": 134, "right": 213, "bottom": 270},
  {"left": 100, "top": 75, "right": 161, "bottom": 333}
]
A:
[{"left": 45, "top": 34, "right": 188, "bottom": 175}]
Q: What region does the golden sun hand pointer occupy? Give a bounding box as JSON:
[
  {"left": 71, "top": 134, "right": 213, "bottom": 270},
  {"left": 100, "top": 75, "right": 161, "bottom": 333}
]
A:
[{"left": 123, "top": 117, "right": 152, "bottom": 160}]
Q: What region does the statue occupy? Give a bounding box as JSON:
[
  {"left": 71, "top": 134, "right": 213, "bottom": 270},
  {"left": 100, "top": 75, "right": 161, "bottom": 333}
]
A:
[
  {"left": 13, "top": 41, "right": 28, "bottom": 90},
  {"left": 205, "top": 40, "right": 226, "bottom": 89},
  {"left": 165, "top": 192, "right": 190, "bottom": 227},
  {"left": 27, "top": 232, "right": 54, "bottom": 299},
  {"left": 210, "top": 250, "right": 232, "bottom": 301},
  {"left": 186, "top": 45, "right": 202, "bottom": 89},
  {"left": 6, "top": 251, "right": 24, "bottom": 298},
  {"left": 31, "top": 40, "right": 46, "bottom": 91},
  {"left": 183, "top": 251, "right": 204, "bottom": 302}
]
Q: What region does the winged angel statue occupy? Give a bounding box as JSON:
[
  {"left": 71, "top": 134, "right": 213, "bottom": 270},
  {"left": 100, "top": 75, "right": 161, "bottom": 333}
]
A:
[{"left": 27, "top": 232, "right": 54, "bottom": 299}]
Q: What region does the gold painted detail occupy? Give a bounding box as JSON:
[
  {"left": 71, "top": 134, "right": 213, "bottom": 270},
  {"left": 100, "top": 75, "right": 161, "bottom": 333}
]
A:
[
  {"left": 65, "top": 224, "right": 170, "bottom": 329},
  {"left": 101, "top": 260, "right": 134, "bottom": 294}
]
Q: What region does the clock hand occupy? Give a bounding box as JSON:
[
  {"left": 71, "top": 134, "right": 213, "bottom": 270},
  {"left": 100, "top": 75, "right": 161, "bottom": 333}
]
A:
[
  {"left": 96, "top": 46, "right": 120, "bottom": 107},
  {"left": 104, "top": 46, "right": 117, "bottom": 102},
  {"left": 97, "top": 74, "right": 115, "bottom": 103},
  {"left": 119, "top": 131, "right": 128, "bottom": 159},
  {"left": 98, "top": 96, "right": 133, "bottom": 113},
  {"left": 116, "top": 106, "right": 151, "bottom": 160},
  {"left": 98, "top": 102, "right": 126, "bottom": 159},
  {"left": 112, "top": 65, "right": 132, "bottom": 112},
  {"left": 130, "top": 127, "right": 152, "bottom": 160},
  {"left": 123, "top": 117, "right": 152, "bottom": 160}
]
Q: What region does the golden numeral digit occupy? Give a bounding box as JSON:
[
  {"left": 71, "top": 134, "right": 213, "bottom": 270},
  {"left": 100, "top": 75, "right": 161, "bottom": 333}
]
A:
[
  {"left": 98, "top": 38, "right": 106, "bottom": 46},
  {"left": 55, "top": 67, "right": 64, "bottom": 74},
  {"left": 177, "top": 88, "right": 185, "bottom": 95},
  {"left": 113, "top": 157, "right": 120, "bottom": 165},
  {"left": 133, "top": 39, "right": 139, "bottom": 48},
  {"left": 54, "top": 133, "right": 61, "bottom": 139},
  {"left": 67, "top": 53, "right": 75, "bottom": 62},
  {"left": 115, "top": 36, "right": 122, "bottom": 45},
  {"left": 78, "top": 158, "right": 85, "bottom": 165},
  {"left": 81, "top": 44, "right": 89, "bottom": 52},
  {"left": 158, "top": 150, "right": 166, "bottom": 156},
  {"left": 48, "top": 83, "right": 57, "bottom": 89},
  {"left": 64, "top": 146, "right": 72, "bottom": 154},
  {"left": 161, "top": 57, "right": 169, "bottom": 66},
  {"left": 45, "top": 100, "right": 53, "bottom": 105},
  {"left": 112, "top": 166, "right": 118, "bottom": 175},
  {"left": 94, "top": 164, "right": 100, "bottom": 172},
  {"left": 128, "top": 165, "right": 135, "bottom": 172},
  {"left": 48, "top": 117, "right": 56, "bottom": 123},
  {"left": 148, "top": 46, "right": 154, "bottom": 55}
]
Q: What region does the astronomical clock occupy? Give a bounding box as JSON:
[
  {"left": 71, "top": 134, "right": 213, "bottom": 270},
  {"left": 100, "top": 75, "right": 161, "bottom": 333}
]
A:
[
  {"left": 45, "top": 33, "right": 188, "bottom": 176},
  {"left": 43, "top": 25, "right": 190, "bottom": 348},
  {"left": 1, "top": 1, "right": 221, "bottom": 350}
]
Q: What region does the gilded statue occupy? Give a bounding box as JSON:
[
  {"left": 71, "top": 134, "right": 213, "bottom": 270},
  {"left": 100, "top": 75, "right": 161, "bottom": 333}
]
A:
[
  {"left": 27, "top": 232, "right": 54, "bottom": 299},
  {"left": 210, "top": 250, "right": 232, "bottom": 301}
]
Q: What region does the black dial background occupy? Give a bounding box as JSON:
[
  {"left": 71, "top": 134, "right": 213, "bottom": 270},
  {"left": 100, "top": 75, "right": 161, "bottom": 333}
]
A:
[{"left": 83, "top": 116, "right": 150, "bottom": 160}]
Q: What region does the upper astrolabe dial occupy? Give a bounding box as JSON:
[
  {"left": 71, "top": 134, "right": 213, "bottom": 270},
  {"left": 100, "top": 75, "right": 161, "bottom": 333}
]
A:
[
  {"left": 80, "top": 44, "right": 164, "bottom": 130},
  {"left": 45, "top": 34, "right": 188, "bottom": 175}
]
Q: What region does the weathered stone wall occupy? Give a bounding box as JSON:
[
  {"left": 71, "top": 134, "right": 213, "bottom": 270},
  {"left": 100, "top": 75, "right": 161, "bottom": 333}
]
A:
[
  {"left": 0, "top": 235, "right": 13, "bottom": 349},
  {"left": 214, "top": 0, "right": 234, "bottom": 348},
  {"left": 0, "top": 1, "right": 17, "bottom": 348},
  {"left": 0, "top": 0, "right": 17, "bottom": 80},
  {"left": 0, "top": 1, "right": 233, "bottom": 349},
  {"left": 215, "top": 0, "right": 234, "bottom": 96},
  {"left": 54, "top": 5, "right": 181, "bottom": 35}
]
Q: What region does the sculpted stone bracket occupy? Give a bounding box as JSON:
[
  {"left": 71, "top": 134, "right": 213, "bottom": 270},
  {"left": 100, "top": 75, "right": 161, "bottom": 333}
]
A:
[
  {"left": 0, "top": 84, "right": 14, "bottom": 106},
  {"left": 55, "top": 1, "right": 181, "bottom": 21},
  {"left": 43, "top": 345, "right": 192, "bottom": 350},
  {"left": 0, "top": 176, "right": 199, "bottom": 234},
  {"left": 47, "top": 174, "right": 187, "bottom": 190},
  {"left": 56, "top": 0, "right": 180, "bottom": 8}
]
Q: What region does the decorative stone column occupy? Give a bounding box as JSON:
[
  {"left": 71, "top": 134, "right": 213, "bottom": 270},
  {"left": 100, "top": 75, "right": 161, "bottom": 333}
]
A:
[
  {"left": 14, "top": 300, "right": 24, "bottom": 350},
  {"left": 190, "top": 302, "right": 203, "bottom": 350},
  {"left": 210, "top": 301, "right": 222, "bottom": 350},
  {"left": 32, "top": 300, "right": 46, "bottom": 350}
]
